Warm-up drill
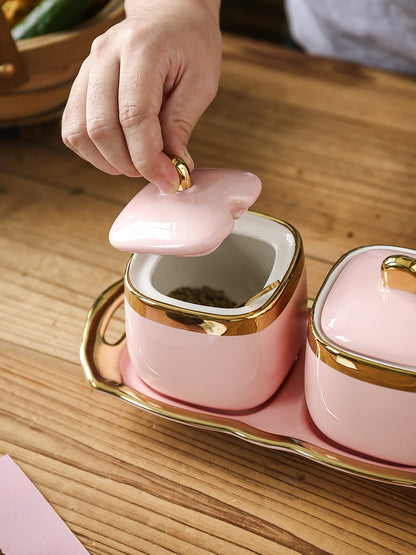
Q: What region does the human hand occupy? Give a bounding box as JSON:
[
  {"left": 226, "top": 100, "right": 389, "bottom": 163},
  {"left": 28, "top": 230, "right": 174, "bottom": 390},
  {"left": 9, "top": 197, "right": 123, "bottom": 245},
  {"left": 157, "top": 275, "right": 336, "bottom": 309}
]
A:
[{"left": 61, "top": 0, "right": 222, "bottom": 193}]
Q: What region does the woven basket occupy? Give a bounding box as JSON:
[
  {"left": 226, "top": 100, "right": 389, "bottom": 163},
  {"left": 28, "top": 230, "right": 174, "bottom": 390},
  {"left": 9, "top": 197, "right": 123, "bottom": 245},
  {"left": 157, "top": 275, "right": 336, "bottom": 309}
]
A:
[{"left": 0, "top": 0, "right": 124, "bottom": 127}]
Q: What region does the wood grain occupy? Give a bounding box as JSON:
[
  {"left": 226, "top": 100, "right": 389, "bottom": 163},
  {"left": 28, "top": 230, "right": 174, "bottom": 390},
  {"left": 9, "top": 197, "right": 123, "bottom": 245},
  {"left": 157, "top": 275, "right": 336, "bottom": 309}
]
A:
[{"left": 0, "top": 34, "right": 415, "bottom": 554}]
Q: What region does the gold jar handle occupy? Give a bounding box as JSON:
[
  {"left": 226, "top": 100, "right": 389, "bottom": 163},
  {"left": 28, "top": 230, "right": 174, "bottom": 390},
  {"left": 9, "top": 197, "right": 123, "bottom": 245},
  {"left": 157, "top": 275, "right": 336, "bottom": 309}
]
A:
[
  {"left": 172, "top": 157, "right": 192, "bottom": 191},
  {"left": 381, "top": 255, "right": 416, "bottom": 294}
]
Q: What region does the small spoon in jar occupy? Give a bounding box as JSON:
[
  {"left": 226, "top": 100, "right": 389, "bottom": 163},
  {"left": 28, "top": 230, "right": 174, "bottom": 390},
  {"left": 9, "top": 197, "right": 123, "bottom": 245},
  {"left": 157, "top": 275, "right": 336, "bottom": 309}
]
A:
[{"left": 237, "top": 279, "right": 281, "bottom": 308}]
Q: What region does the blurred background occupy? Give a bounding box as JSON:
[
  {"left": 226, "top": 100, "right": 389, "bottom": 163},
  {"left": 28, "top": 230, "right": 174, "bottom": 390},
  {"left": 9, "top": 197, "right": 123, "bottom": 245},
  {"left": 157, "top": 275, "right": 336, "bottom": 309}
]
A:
[{"left": 220, "top": 0, "right": 288, "bottom": 45}]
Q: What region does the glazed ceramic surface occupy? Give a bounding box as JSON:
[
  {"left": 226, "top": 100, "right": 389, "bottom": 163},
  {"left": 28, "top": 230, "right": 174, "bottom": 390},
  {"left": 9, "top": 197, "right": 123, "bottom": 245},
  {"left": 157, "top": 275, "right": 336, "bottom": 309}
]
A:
[
  {"left": 306, "top": 246, "right": 416, "bottom": 465},
  {"left": 109, "top": 168, "right": 262, "bottom": 256},
  {"left": 125, "top": 212, "right": 308, "bottom": 410},
  {"left": 80, "top": 279, "right": 416, "bottom": 487}
]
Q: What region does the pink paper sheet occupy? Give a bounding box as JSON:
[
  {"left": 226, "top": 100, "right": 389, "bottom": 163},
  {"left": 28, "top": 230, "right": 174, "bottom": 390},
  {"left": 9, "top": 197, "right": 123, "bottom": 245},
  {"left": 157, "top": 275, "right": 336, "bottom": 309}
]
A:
[{"left": 0, "top": 455, "right": 89, "bottom": 555}]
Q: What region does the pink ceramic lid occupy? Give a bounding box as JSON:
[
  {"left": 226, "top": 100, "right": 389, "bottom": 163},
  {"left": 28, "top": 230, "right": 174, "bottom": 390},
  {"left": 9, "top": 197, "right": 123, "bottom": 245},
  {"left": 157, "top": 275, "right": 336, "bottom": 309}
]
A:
[
  {"left": 318, "top": 246, "right": 416, "bottom": 369},
  {"left": 109, "top": 164, "right": 262, "bottom": 256}
]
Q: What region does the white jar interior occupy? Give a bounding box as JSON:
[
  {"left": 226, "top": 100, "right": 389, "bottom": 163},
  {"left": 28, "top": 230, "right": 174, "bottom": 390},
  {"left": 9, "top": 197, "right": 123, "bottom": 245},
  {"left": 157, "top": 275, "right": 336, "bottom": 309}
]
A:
[{"left": 128, "top": 213, "right": 297, "bottom": 316}]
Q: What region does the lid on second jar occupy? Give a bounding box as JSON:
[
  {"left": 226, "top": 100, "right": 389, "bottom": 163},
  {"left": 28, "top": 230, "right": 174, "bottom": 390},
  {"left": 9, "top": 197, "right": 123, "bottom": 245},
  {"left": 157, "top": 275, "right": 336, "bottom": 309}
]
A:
[{"left": 316, "top": 245, "right": 416, "bottom": 370}]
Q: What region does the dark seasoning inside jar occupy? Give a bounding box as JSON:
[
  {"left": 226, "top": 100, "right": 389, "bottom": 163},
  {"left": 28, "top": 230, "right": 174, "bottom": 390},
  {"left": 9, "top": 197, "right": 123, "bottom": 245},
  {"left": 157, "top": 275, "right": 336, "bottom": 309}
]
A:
[{"left": 168, "top": 285, "right": 236, "bottom": 308}]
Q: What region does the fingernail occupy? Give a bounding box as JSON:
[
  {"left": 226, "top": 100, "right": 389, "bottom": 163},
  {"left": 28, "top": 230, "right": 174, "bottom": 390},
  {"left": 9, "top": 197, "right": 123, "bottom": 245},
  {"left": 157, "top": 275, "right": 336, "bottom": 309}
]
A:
[{"left": 153, "top": 180, "right": 177, "bottom": 195}]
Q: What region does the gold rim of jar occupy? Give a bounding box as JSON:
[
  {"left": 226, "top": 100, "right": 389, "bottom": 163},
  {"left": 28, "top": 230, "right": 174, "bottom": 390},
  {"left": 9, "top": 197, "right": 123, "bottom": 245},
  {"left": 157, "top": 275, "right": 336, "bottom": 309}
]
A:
[
  {"left": 308, "top": 246, "right": 416, "bottom": 392},
  {"left": 125, "top": 212, "right": 305, "bottom": 336}
]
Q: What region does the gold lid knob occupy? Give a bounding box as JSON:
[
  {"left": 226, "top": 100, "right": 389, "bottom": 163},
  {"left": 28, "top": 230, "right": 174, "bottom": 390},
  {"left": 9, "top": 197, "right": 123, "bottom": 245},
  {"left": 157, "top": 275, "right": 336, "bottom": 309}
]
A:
[
  {"left": 381, "top": 255, "right": 416, "bottom": 294},
  {"left": 172, "top": 157, "right": 192, "bottom": 191}
]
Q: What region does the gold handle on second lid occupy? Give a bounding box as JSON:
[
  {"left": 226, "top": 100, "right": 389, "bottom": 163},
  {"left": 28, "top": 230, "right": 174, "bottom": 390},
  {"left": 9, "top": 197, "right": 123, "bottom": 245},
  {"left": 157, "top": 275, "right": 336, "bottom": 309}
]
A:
[
  {"left": 381, "top": 255, "right": 416, "bottom": 294},
  {"left": 172, "top": 157, "right": 192, "bottom": 191}
]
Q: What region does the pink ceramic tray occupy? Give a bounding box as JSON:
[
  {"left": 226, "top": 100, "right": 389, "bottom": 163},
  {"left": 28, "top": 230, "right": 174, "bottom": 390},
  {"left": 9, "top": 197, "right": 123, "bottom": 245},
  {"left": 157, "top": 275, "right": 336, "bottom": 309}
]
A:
[{"left": 80, "top": 280, "right": 416, "bottom": 488}]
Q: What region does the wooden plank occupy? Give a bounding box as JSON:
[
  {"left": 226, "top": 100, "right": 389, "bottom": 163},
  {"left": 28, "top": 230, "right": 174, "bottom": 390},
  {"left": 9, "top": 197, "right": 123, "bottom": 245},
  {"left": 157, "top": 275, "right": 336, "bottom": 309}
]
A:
[
  {"left": 1, "top": 341, "right": 415, "bottom": 554},
  {"left": 0, "top": 34, "right": 415, "bottom": 554}
]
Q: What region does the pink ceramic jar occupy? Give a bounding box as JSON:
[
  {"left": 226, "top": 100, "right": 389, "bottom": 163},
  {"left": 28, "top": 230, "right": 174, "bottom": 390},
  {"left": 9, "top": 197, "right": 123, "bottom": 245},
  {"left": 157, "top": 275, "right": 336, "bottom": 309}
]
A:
[
  {"left": 124, "top": 211, "right": 308, "bottom": 410},
  {"left": 109, "top": 164, "right": 308, "bottom": 411},
  {"left": 305, "top": 245, "right": 416, "bottom": 465}
]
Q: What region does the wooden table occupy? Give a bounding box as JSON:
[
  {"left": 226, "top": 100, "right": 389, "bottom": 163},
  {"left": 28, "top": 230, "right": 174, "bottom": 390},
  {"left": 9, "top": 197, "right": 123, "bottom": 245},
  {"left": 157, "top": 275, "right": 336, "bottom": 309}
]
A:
[{"left": 1, "top": 33, "right": 415, "bottom": 554}]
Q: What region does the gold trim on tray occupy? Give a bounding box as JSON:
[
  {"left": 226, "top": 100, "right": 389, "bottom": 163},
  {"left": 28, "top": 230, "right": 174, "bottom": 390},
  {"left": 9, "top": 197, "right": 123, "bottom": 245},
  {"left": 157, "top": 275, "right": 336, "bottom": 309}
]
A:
[
  {"left": 125, "top": 213, "right": 306, "bottom": 336},
  {"left": 80, "top": 280, "right": 416, "bottom": 488}
]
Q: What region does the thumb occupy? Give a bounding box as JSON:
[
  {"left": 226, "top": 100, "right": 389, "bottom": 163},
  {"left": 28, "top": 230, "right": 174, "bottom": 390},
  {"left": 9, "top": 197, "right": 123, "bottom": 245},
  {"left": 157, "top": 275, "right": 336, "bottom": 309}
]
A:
[
  {"left": 159, "top": 66, "right": 220, "bottom": 178},
  {"left": 159, "top": 73, "right": 218, "bottom": 172},
  {"left": 160, "top": 106, "right": 196, "bottom": 173}
]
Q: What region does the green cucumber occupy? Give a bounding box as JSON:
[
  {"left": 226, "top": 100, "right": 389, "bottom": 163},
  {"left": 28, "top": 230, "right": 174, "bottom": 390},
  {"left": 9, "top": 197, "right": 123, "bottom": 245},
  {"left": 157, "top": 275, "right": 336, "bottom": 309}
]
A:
[{"left": 12, "top": 0, "right": 96, "bottom": 40}]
